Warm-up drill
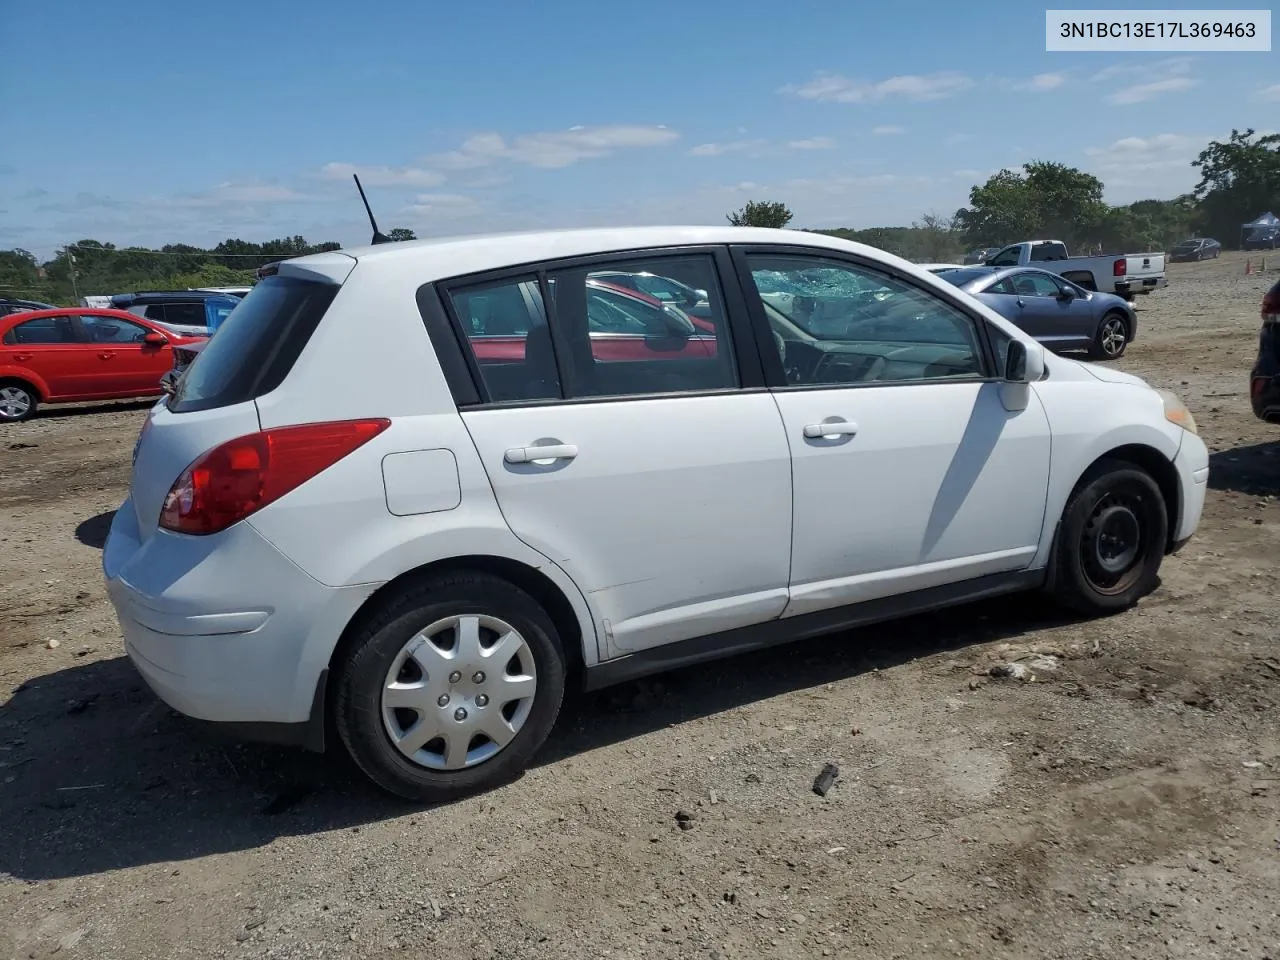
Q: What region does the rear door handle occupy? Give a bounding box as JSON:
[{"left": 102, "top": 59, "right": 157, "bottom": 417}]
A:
[
  {"left": 99, "top": 352, "right": 115, "bottom": 359},
  {"left": 803, "top": 420, "right": 858, "bottom": 439},
  {"left": 14, "top": 353, "right": 32, "bottom": 361},
  {"left": 504, "top": 443, "right": 579, "bottom": 464}
]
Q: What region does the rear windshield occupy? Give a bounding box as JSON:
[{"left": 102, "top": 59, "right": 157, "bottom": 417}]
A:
[{"left": 168, "top": 275, "right": 337, "bottom": 414}]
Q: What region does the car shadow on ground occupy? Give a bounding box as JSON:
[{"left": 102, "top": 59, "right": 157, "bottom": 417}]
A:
[
  {"left": 1208, "top": 440, "right": 1280, "bottom": 496},
  {"left": 36, "top": 399, "right": 155, "bottom": 420},
  {"left": 0, "top": 589, "right": 1079, "bottom": 883},
  {"left": 74, "top": 510, "right": 115, "bottom": 548}
]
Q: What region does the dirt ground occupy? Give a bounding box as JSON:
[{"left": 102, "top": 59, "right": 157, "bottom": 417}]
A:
[{"left": 1, "top": 251, "right": 1278, "bottom": 960}]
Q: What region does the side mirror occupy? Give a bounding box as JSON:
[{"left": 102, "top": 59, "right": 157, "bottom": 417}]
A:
[
  {"left": 1057, "top": 287, "right": 1075, "bottom": 300},
  {"left": 143, "top": 331, "right": 168, "bottom": 346},
  {"left": 1004, "top": 338, "right": 1045, "bottom": 383},
  {"left": 650, "top": 307, "right": 696, "bottom": 340}
]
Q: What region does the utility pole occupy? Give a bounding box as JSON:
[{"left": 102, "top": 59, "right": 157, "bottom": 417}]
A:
[{"left": 64, "top": 247, "right": 80, "bottom": 302}]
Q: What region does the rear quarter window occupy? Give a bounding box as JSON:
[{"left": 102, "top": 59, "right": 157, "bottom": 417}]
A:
[{"left": 167, "top": 275, "right": 337, "bottom": 414}]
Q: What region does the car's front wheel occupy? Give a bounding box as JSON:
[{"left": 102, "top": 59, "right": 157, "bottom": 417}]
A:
[
  {"left": 334, "top": 571, "right": 567, "bottom": 802},
  {"left": 1089, "top": 312, "right": 1129, "bottom": 360},
  {"left": 1047, "top": 459, "right": 1168, "bottom": 616},
  {"left": 0, "top": 381, "right": 38, "bottom": 422}
]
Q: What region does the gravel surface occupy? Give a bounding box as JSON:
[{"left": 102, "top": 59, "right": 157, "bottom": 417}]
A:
[{"left": 2, "top": 251, "right": 1278, "bottom": 960}]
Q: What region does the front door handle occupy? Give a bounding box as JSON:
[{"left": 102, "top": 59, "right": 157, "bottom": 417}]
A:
[
  {"left": 504, "top": 443, "right": 579, "bottom": 464},
  {"left": 802, "top": 420, "right": 858, "bottom": 439},
  {"left": 99, "top": 351, "right": 115, "bottom": 359},
  {"left": 14, "top": 353, "right": 32, "bottom": 361}
]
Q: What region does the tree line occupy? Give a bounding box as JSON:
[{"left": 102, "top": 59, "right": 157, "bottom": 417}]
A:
[{"left": 4, "top": 130, "right": 1275, "bottom": 306}]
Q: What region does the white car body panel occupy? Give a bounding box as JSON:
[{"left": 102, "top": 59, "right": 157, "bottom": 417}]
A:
[{"left": 103, "top": 224, "right": 1209, "bottom": 736}]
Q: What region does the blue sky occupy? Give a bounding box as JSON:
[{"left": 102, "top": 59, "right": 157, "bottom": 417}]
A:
[{"left": 1, "top": 0, "right": 1276, "bottom": 259}]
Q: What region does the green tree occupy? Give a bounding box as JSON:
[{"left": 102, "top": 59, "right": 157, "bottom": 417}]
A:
[
  {"left": 387, "top": 227, "right": 417, "bottom": 242},
  {"left": 954, "top": 161, "right": 1107, "bottom": 249},
  {"left": 727, "top": 200, "right": 793, "bottom": 228},
  {"left": 1191, "top": 128, "right": 1280, "bottom": 245}
]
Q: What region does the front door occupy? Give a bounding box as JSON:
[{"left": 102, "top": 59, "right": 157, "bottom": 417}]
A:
[
  {"left": 77, "top": 314, "right": 171, "bottom": 396},
  {"left": 444, "top": 250, "right": 793, "bottom": 657},
  {"left": 1001, "top": 270, "right": 1093, "bottom": 348},
  {"left": 734, "top": 248, "right": 1052, "bottom": 618}
]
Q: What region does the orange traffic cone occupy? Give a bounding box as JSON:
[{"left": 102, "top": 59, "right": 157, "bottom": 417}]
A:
[{"left": 1246, "top": 258, "right": 1253, "bottom": 275}]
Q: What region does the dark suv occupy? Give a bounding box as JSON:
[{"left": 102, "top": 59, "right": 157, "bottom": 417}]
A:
[
  {"left": 0, "top": 297, "right": 58, "bottom": 318},
  {"left": 110, "top": 290, "right": 241, "bottom": 337},
  {"left": 1251, "top": 277, "right": 1280, "bottom": 424}
]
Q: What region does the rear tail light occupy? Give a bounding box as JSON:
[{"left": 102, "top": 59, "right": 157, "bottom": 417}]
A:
[
  {"left": 1112, "top": 259, "right": 1127, "bottom": 277},
  {"left": 159, "top": 418, "right": 390, "bottom": 535}
]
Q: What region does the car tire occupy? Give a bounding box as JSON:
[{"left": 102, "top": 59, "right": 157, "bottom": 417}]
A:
[
  {"left": 334, "top": 570, "right": 567, "bottom": 802},
  {"left": 1047, "top": 459, "right": 1168, "bottom": 617},
  {"left": 1088, "top": 312, "right": 1129, "bottom": 360},
  {"left": 0, "top": 380, "right": 38, "bottom": 422}
]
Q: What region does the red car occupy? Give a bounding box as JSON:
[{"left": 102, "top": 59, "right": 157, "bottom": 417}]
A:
[{"left": 0, "top": 308, "right": 205, "bottom": 422}]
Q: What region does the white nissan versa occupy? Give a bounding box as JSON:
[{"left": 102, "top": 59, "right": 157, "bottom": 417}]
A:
[{"left": 103, "top": 226, "right": 1208, "bottom": 801}]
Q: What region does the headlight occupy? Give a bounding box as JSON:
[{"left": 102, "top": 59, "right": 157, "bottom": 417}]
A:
[{"left": 1156, "top": 389, "right": 1198, "bottom": 435}]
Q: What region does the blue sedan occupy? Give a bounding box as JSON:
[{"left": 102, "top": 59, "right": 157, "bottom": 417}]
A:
[{"left": 936, "top": 266, "right": 1137, "bottom": 360}]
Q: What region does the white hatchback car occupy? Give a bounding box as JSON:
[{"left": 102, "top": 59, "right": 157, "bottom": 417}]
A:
[{"left": 104, "top": 226, "right": 1209, "bottom": 801}]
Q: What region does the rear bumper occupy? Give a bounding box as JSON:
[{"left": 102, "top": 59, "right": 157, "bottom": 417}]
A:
[
  {"left": 1115, "top": 277, "right": 1165, "bottom": 295},
  {"left": 1251, "top": 326, "right": 1280, "bottom": 423},
  {"left": 102, "top": 499, "right": 378, "bottom": 740}
]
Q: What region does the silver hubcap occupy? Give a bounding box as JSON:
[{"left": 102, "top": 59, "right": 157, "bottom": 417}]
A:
[
  {"left": 0, "top": 386, "right": 32, "bottom": 419},
  {"left": 381, "top": 614, "right": 537, "bottom": 771},
  {"left": 1101, "top": 319, "right": 1126, "bottom": 356}
]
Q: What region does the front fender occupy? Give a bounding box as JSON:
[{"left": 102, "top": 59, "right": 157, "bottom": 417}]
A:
[{"left": 1030, "top": 375, "right": 1181, "bottom": 569}]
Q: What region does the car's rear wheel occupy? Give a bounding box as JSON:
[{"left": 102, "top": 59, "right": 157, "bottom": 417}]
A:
[
  {"left": 334, "top": 571, "right": 567, "bottom": 802},
  {"left": 1088, "top": 312, "right": 1129, "bottom": 360},
  {"left": 1047, "top": 459, "right": 1168, "bottom": 616},
  {"left": 0, "top": 381, "right": 38, "bottom": 422}
]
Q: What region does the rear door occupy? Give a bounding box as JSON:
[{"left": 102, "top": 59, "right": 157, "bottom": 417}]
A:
[
  {"left": 1, "top": 314, "right": 88, "bottom": 399},
  {"left": 442, "top": 247, "right": 794, "bottom": 657}
]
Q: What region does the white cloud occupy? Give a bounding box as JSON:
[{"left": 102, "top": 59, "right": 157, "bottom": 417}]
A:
[
  {"left": 1090, "top": 57, "right": 1193, "bottom": 83},
  {"left": 1256, "top": 83, "right": 1280, "bottom": 102},
  {"left": 428, "top": 124, "right": 679, "bottom": 170},
  {"left": 871, "top": 126, "right": 905, "bottom": 136},
  {"left": 1107, "top": 77, "right": 1199, "bottom": 105},
  {"left": 1028, "top": 72, "right": 1065, "bottom": 91},
  {"left": 1083, "top": 133, "right": 1203, "bottom": 200},
  {"left": 688, "top": 139, "right": 764, "bottom": 157},
  {"left": 944, "top": 133, "right": 974, "bottom": 146},
  {"left": 787, "top": 136, "right": 836, "bottom": 150},
  {"left": 318, "top": 162, "right": 445, "bottom": 188},
  {"left": 780, "top": 71, "right": 972, "bottom": 103},
  {"left": 171, "top": 181, "right": 314, "bottom": 208},
  {"left": 404, "top": 192, "right": 484, "bottom": 216}
]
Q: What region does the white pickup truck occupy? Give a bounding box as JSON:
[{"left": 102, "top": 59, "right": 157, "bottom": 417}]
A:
[{"left": 981, "top": 240, "right": 1166, "bottom": 300}]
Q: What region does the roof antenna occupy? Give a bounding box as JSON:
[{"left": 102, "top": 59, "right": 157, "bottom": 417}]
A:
[{"left": 353, "top": 174, "right": 392, "bottom": 244}]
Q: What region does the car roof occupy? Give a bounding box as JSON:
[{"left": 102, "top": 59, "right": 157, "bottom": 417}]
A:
[
  {"left": 285, "top": 225, "right": 918, "bottom": 284},
  {"left": 2, "top": 307, "right": 166, "bottom": 323}
]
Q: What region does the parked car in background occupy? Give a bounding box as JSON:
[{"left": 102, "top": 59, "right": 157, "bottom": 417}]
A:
[
  {"left": 0, "top": 297, "right": 58, "bottom": 318},
  {"left": 982, "top": 240, "right": 1166, "bottom": 300},
  {"left": 1250, "top": 277, "right": 1280, "bottom": 424},
  {"left": 936, "top": 265, "right": 1137, "bottom": 359},
  {"left": 964, "top": 247, "right": 1000, "bottom": 265},
  {"left": 1242, "top": 212, "right": 1279, "bottom": 250},
  {"left": 110, "top": 290, "right": 241, "bottom": 337},
  {"left": 0, "top": 308, "right": 205, "bottom": 422},
  {"left": 919, "top": 263, "right": 966, "bottom": 273},
  {"left": 106, "top": 225, "right": 1207, "bottom": 801},
  {"left": 1169, "top": 238, "right": 1221, "bottom": 262}
]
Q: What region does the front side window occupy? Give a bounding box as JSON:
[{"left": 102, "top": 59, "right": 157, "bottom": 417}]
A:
[
  {"left": 80, "top": 315, "right": 151, "bottom": 343},
  {"left": 1009, "top": 272, "right": 1063, "bottom": 298},
  {"left": 743, "top": 253, "right": 986, "bottom": 386},
  {"left": 986, "top": 247, "right": 1020, "bottom": 267},
  {"left": 162, "top": 302, "right": 206, "bottom": 327}
]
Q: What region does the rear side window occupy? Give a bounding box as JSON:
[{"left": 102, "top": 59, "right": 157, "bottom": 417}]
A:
[{"left": 168, "top": 275, "right": 337, "bottom": 413}]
